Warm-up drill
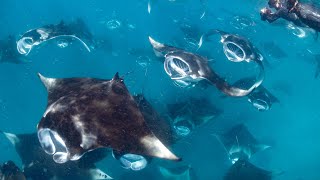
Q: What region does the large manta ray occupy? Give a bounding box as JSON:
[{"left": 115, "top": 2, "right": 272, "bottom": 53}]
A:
[
  {"left": 0, "top": 131, "right": 111, "bottom": 180},
  {"left": 37, "top": 72, "right": 180, "bottom": 164},
  {"left": 215, "top": 124, "right": 270, "bottom": 164},
  {"left": 148, "top": 36, "right": 260, "bottom": 97}
]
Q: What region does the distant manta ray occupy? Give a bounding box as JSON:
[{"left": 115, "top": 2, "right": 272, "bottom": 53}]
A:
[
  {"left": 214, "top": 124, "right": 270, "bottom": 164},
  {"left": 36, "top": 72, "right": 180, "bottom": 164},
  {"left": 0, "top": 130, "right": 112, "bottom": 180},
  {"left": 223, "top": 159, "right": 273, "bottom": 180}
]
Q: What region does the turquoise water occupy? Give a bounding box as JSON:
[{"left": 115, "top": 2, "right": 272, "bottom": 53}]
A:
[{"left": 1, "top": 0, "right": 320, "bottom": 179}]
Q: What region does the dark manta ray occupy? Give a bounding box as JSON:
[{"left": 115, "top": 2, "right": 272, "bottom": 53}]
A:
[
  {"left": 148, "top": 36, "right": 261, "bottom": 97},
  {"left": 0, "top": 35, "right": 27, "bottom": 64},
  {"left": 260, "top": 41, "right": 287, "bottom": 59},
  {"left": 0, "top": 131, "right": 112, "bottom": 180},
  {"left": 37, "top": 73, "right": 180, "bottom": 164},
  {"left": 17, "top": 18, "right": 95, "bottom": 56},
  {"left": 0, "top": 161, "right": 26, "bottom": 180},
  {"left": 166, "top": 97, "right": 222, "bottom": 138},
  {"left": 215, "top": 124, "right": 270, "bottom": 164},
  {"left": 223, "top": 159, "right": 272, "bottom": 180},
  {"left": 159, "top": 164, "right": 197, "bottom": 180},
  {"left": 231, "top": 78, "right": 280, "bottom": 111}
]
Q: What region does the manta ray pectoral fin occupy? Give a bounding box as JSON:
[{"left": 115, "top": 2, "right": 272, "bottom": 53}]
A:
[
  {"left": 148, "top": 36, "right": 165, "bottom": 50},
  {"left": 89, "top": 168, "right": 113, "bottom": 180},
  {"left": 140, "top": 135, "right": 181, "bottom": 161},
  {"left": 112, "top": 72, "right": 120, "bottom": 81},
  {"left": 38, "top": 73, "right": 57, "bottom": 91},
  {"left": 0, "top": 131, "right": 20, "bottom": 145},
  {"left": 257, "top": 144, "right": 271, "bottom": 151}
]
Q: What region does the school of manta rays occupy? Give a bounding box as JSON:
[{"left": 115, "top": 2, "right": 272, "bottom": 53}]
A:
[{"left": 0, "top": 0, "right": 319, "bottom": 179}]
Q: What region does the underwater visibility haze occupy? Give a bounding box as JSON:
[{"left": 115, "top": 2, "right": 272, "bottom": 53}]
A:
[{"left": 0, "top": 0, "right": 320, "bottom": 179}]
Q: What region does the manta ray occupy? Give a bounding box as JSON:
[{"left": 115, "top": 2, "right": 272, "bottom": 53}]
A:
[
  {"left": 0, "top": 35, "right": 27, "bottom": 64},
  {"left": 159, "top": 164, "right": 197, "bottom": 180},
  {"left": 16, "top": 18, "right": 95, "bottom": 56},
  {"left": 0, "top": 130, "right": 112, "bottom": 180},
  {"left": 148, "top": 36, "right": 260, "bottom": 96},
  {"left": 166, "top": 97, "right": 222, "bottom": 138},
  {"left": 223, "top": 159, "right": 272, "bottom": 180},
  {"left": 37, "top": 72, "right": 180, "bottom": 165},
  {"left": 214, "top": 124, "right": 270, "bottom": 164},
  {"left": 0, "top": 161, "right": 26, "bottom": 180}
]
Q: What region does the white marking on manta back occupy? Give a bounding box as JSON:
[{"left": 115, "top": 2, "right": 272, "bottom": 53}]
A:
[
  {"left": 71, "top": 115, "right": 97, "bottom": 150},
  {"left": 43, "top": 98, "right": 66, "bottom": 118}
]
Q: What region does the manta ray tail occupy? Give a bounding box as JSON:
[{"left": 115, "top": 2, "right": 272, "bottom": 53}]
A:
[{"left": 199, "top": 0, "right": 207, "bottom": 19}]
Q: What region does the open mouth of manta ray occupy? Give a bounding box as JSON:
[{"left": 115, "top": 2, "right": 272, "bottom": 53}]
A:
[
  {"left": 249, "top": 98, "right": 270, "bottom": 111},
  {"left": 164, "top": 56, "right": 191, "bottom": 80},
  {"left": 164, "top": 55, "right": 201, "bottom": 88},
  {"left": 16, "top": 37, "right": 34, "bottom": 55},
  {"left": 223, "top": 41, "right": 246, "bottom": 62},
  {"left": 118, "top": 153, "right": 148, "bottom": 171},
  {"left": 38, "top": 128, "right": 70, "bottom": 164}
]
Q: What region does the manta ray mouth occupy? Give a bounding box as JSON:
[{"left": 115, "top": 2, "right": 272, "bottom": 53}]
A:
[
  {"left": 16, "top": 37, "right": 34, "bottom": 55},
  {"left": 118, "top": 153, "right": 148, "bottom": 171},
  {"left": 223, "top": 41, "right": 246, "bottom": 62},
  {"left": 164, "top": 56, "right": 191, "bottom": 80},
  {"left": 250, "top": 98, "right": 270, "bottom": 111},
  {"left": 38, "top": 128, "right": 70, "bottom": 164}
]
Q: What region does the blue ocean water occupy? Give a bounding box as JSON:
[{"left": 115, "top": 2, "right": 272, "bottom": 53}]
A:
[{"left": 0, "top": 0, "right": 320, "bottom": 179}]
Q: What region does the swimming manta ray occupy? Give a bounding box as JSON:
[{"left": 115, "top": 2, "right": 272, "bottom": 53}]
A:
[
  {"left": 37, "top": 72, "right": 180, "bottom": 164},
  {"left": 215, "top": 124, "right": 270, "bottom": 164},
  {"left": 228, "top": 77, "right": 280, "bottom": 111},
  {"left": 16, "top": 18, "right": 95, "bottom": 56},
  {"left": 159, "top": 164, "right": 197, "bottom": 180},
  {"left": 0, "top": 161, "right": 26, "bottom": 180},
  {"left": 166, "top": 97, "right": 222, "bottom": 138},
  {"left": 0, "top": 35, "right": 27, "bottom": 64},
  {"left": 223, "top": 159, "right": 272, "bottom": 180},
  {"left": 148, "top": 36, "right": 260, "bottom": 97},
  {"left": 0, "top": 130, "right": 112, "bottom": 180}
]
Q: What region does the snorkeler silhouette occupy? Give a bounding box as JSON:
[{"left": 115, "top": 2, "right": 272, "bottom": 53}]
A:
[
  {"left": 287, "top": 0, "right": 320, "bottom": 32},
  {"left": 260, "top": 0, "right": 305, "bottom": 27}
]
